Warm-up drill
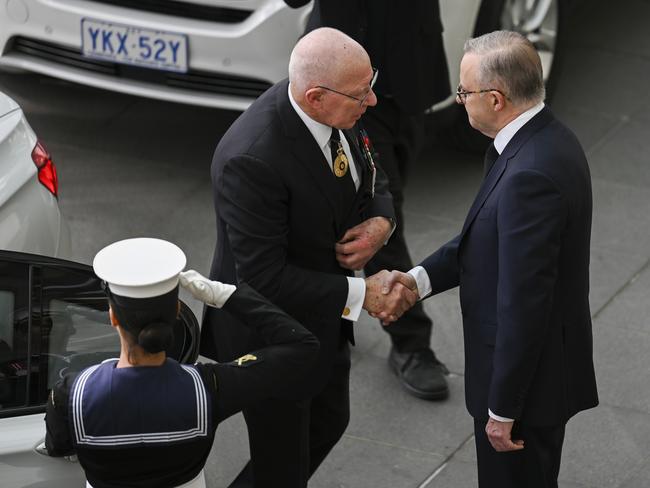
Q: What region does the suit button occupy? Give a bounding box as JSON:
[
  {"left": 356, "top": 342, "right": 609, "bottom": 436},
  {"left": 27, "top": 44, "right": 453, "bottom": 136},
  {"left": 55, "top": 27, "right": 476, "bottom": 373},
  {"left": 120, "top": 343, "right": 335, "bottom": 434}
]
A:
[{"left": 343, "top": 307, "right": 351, "bottom": 317}]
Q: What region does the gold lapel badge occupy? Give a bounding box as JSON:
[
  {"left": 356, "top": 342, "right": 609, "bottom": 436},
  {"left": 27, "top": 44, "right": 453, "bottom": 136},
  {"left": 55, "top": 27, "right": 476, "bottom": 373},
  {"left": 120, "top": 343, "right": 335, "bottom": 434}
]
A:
[
  {"left": 236, "top": 354, "right": 258, "bottom": 366},
  {"left": 333, "top": 145, "right": 349, "bottom": 177}
]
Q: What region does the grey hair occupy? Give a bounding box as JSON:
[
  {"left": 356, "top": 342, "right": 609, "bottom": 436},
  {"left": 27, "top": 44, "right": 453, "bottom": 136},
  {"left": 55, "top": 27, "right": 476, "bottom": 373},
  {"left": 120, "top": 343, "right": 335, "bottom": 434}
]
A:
[
  {"left": 289, "top": 27, "right": 366, "bottom": 94},
  {"left": 464, "top": 30, "right": 545, "bottom": 106}
]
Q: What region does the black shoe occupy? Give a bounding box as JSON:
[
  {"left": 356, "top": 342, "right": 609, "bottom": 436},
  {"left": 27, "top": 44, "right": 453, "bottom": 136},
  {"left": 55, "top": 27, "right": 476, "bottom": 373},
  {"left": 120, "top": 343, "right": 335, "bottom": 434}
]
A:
[{"left": 388, "top": 347, "right": 450, "bottom": 401}]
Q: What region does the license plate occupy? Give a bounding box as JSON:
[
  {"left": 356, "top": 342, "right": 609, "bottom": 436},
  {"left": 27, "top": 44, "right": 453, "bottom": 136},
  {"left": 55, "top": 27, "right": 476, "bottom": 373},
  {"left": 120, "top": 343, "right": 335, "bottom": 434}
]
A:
[{"left": 81, "top": 18, "right": 188, "bottom": 73}]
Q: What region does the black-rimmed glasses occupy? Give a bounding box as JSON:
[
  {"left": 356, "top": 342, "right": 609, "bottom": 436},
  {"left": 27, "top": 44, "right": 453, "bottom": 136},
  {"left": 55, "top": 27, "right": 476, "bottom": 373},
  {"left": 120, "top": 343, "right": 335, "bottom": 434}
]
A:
[
  {"left": 316, "top": 67, "right": 378, "bottom": 106},
  {"left": 456, "top": 84, "right": 506, "bottom": 104}
]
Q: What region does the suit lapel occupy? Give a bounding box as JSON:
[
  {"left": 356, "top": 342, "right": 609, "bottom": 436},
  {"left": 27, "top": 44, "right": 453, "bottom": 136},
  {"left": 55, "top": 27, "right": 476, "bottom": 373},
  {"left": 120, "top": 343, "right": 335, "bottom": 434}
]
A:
[
  {"left": 276, "top": 82, "right": 346, "bottom": 232},
  {"left": 460, "top": 106, "right": 555, "bottom": 239},
  {"left": 343, "top": 128, "right": 368, "bottom": 189},
  {"left": 460, "top": 154, "right": 508, "bottom": 237},
  {"left": 341, "top": 128, "right": 373, "bottom": 227}
]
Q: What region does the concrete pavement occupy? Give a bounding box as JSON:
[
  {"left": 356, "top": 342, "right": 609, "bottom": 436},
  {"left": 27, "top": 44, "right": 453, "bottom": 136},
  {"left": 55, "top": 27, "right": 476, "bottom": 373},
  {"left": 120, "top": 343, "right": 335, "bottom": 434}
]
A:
[{"left": 0, "top": 0, "right": 648, "bottom": 486}]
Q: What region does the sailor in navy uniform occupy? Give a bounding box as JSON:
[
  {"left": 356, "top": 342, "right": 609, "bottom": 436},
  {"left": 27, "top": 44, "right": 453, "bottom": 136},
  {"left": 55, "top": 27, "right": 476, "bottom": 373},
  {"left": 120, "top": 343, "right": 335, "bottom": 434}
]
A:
[{"left": 44, "top": 238, "right": 319, "bottom": 488}]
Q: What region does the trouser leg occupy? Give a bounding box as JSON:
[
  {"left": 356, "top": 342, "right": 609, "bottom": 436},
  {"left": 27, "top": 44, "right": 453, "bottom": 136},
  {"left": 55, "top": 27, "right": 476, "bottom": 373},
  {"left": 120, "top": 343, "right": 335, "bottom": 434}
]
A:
[
  {"left": 228, "top": 344, "right": 351, "bottom": 488},
  {"left": 308, "top": 342, "right": 351, "bottom": 475},
  {"left": 473, "top": 418, "right": 566, "bottom": 488},
  {"left": 229, "top": 399, "right": 310, "bottom": 488}
]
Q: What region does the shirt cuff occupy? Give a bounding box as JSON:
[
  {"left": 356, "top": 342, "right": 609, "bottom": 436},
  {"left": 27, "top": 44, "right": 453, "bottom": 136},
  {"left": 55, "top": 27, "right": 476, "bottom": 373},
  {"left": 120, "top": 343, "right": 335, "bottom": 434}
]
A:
[
  {"left": 343, "top": 277, "right": 365, "bottom": 321},
  {"left": 408, "top": 266, "right": 432, "bottom": 299},
  {"left": 488, "top": 409, "right": 515, "bottom": 422}
]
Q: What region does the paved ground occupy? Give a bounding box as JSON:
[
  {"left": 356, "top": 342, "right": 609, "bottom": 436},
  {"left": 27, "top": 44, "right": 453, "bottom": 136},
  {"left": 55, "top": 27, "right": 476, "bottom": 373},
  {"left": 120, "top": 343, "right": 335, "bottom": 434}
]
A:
[{"left": 1, "top": 0, "right": 649, "bottom": 486}]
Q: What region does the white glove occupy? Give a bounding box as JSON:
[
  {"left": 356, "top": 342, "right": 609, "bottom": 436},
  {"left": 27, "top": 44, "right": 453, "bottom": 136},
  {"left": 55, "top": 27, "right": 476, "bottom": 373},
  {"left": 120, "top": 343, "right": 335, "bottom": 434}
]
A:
[{"left": 179, "top": 270, "right": 236, "bottom": 308}]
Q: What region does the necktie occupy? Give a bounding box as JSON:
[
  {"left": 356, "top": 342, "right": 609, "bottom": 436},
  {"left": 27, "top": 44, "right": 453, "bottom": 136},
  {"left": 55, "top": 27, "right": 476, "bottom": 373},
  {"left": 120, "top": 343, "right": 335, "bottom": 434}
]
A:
[
  {"left": 330, "top": 129, "right": 357, "bottom": 346},
  {"left": 483, "top": 142, "right": 499, "bottom": 177},
  {"left": 330, "top": 128, "right": 357, "bottom": 201}
]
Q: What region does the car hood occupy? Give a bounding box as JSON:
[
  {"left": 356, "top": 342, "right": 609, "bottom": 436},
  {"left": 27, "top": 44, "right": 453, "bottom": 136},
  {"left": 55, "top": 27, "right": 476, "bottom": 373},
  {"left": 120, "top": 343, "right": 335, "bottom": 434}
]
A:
[{"left": 0, "top": 90, "right": 20, "bottom": 118}]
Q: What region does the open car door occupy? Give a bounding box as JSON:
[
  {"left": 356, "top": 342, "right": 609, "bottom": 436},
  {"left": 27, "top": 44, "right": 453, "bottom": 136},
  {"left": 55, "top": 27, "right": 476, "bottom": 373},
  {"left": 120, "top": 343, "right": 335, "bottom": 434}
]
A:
[{"left": 0, "top": 251, "right": 200, "bottom": 487}]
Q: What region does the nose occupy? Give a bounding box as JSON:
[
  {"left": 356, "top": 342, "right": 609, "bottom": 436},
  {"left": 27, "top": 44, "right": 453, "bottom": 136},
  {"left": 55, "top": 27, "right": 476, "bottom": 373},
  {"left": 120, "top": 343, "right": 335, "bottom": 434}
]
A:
[{"left": 364, "top": 89, "right": 378, "bottom": 107}]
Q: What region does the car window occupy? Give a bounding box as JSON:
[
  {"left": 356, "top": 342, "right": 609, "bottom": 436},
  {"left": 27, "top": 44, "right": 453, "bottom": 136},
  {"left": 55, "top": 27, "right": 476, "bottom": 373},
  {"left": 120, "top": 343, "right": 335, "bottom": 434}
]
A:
[
  {"left": 0, "top": 291, "right": 15, "bottom": 346},
  {"left": 35, "top": 265, "right": 118, "bottom": 404},
  {"left": 0, "top": 261, "right": 117, "bottom": 415},
  {"left": 0, "top": 260, "right": 29, "bottom": 410},
  {"left": 0, "top": 254, "right": 199, "bottom": 418}
]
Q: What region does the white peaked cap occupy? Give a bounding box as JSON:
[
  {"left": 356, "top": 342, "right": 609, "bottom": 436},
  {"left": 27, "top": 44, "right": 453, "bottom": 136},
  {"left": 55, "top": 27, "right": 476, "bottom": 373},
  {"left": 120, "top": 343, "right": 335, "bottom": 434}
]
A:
[{"left": 93, "top": 238, "right": 187, "bottom": 298}]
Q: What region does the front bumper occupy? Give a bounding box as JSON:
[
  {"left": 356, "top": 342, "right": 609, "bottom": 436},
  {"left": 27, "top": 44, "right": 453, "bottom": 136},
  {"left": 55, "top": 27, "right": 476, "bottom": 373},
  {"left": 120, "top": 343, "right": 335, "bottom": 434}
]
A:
[{"left": 0, "top": 0, "right": 311, "bottom": 110}]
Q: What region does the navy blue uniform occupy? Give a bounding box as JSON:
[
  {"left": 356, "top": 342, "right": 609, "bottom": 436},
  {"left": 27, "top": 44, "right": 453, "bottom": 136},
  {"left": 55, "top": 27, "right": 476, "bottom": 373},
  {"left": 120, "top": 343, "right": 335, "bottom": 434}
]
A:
[{"left": 45, "top": 284, "right": 319, "bottom": 488}]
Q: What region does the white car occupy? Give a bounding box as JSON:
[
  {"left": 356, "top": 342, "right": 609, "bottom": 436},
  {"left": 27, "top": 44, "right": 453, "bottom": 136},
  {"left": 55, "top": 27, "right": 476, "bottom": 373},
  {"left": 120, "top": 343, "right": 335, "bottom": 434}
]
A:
[
  {"left": 0, "top": 251, "right": 200, "bottom": 486},
  {"left": 0, "top": 89, "right": 71, "bottom": 258},
  {"left": 0, "top": 0, "right": 567, "bottom": 112}
]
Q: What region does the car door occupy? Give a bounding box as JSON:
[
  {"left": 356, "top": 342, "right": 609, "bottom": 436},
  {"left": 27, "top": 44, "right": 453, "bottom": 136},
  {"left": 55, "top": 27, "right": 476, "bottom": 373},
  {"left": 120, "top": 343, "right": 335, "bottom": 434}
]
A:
[{"left": 0, "top": 251, "right": 200, "bottom": 487}]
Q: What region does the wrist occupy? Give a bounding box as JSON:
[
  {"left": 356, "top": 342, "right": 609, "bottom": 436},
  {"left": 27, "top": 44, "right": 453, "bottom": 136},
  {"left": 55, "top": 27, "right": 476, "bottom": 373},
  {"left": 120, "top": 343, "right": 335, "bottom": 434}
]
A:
[
  {"left": 380, "top": 217, "right": 395, "bottom": 244},
  {"left": 214, "top": 283, "right": 237, "bottom": 308},
  {"left": 379, "top": 216, "right": 392, "bottom": 228}
]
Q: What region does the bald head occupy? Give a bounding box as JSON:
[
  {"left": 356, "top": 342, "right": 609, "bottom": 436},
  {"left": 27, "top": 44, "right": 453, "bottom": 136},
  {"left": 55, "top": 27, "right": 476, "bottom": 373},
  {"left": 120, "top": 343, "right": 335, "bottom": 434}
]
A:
[{"left": 289, "top": 27, "right": 370, "bottom": 95}]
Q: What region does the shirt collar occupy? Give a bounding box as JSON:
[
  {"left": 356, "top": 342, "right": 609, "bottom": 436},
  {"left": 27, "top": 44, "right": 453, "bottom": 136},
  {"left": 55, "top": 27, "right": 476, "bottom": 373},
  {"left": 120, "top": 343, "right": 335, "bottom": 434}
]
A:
[
  {"left": 493, "top": 101, "right": 545, "bottom": 154},
  {"left": 288, "top": 83, "right": 333, "bottom": 153}
]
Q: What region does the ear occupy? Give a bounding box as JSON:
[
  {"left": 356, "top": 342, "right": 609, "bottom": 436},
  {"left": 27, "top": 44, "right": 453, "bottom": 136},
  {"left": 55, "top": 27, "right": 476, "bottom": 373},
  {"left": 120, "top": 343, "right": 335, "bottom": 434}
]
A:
[
  {"left": 109, "top": 306, "right": 120, "bottom": 328},
  {"left": 304, "top": 87, "right": 325, "bottom": 109},
  {"left": 491, "top": 90, "right": 507, "bottom": 111}
]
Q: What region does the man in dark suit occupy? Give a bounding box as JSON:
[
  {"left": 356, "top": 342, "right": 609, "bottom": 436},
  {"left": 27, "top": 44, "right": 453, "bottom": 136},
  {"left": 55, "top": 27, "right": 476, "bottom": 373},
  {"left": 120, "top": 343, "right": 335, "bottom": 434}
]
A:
[
  {"left": 201, "top": 27, "right": 417, "bottom": 488},
  {"left": 379, "top": 31, "right": 599, "bottom": 487},
  {"left": 284, "top": 0, "right": 453, "bottom": 401}
]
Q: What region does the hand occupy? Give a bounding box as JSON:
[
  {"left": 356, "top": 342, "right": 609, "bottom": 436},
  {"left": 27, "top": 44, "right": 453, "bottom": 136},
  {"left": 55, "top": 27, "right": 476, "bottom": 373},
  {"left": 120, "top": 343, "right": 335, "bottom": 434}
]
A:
[
  {"left": 485, "top": 418, "right": 525, "bottom": 452},
  {"left": 375, "top": 270, "right": 417, "bottom": 297},
  {"left": 335, "top": 217, "right": 392, "bottom": 271},
  {"left": 369, "top": 270, "right": 418, "bottom": 323},
  {"left": 363, "top": 270, "right": 418, "bottom": 323},
  {"left": 179, "top": 270, "right": 236, "bottom": 308}
]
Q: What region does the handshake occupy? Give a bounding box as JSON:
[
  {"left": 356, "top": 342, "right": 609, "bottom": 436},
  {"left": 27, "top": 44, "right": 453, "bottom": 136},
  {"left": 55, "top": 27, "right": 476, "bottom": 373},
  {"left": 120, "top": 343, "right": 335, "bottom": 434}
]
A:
[
  {"left": 362, "top": 270, "right": 419, "bottom": 324},
  {"left": 180, "top": 267, "right": 419, "bottom": 324}
]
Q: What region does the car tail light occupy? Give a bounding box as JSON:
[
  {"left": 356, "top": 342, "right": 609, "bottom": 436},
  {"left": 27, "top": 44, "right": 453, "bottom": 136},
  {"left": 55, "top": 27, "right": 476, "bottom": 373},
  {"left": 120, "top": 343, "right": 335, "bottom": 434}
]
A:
[{"left": 31, "top": 140, "right": 58, "bottom": 198}]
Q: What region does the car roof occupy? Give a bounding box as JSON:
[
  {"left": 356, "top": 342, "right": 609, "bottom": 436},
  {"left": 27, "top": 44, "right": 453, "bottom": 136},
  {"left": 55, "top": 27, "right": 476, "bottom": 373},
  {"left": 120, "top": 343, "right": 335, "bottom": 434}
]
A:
[{"left": 0, "top": 90, "right": 20, "bottom": 118}]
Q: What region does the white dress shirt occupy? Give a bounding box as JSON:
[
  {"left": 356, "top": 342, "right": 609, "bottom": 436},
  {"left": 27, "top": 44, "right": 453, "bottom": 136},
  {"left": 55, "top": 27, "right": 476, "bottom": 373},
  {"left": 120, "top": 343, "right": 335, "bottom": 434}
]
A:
[
  {"left": 409, "top": 102, "right": 545, "bottom": 422},
  {"left": 288, "top": 85, "right": 365, "bottom": 321}
]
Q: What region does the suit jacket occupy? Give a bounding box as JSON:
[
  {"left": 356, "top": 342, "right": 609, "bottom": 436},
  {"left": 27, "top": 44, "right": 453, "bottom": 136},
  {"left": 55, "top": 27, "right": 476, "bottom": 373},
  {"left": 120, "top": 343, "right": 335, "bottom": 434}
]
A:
[
  {"left": 287, "top": 0, "right": 450, "bottom": 114},
  {"left": 201, "top": 80, "right": 394, "bottom": 396},
  {"left": 420, "top": 107, "right": 598, "bottom": 425}
]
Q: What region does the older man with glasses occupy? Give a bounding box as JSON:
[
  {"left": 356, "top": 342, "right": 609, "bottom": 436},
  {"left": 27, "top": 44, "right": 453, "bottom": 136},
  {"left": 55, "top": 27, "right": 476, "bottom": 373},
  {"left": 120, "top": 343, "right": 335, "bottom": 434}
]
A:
[
  {"left": 285, "top": 0, "right": 453, "bottom": 403},
  {"left": 201, "top": 27, "right": 418, "bottom": 488},
  {"left": 379, "top": 30, "right": 598, "bottom": 488}
]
